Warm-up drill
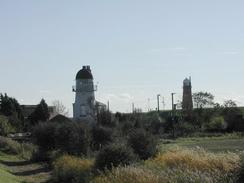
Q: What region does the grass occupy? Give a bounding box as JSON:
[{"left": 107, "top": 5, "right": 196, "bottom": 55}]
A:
[
  {"left": 160, "top": 133, "right": 244, "bottom": 153},
  {"left": 0, "top": 149, "right": 51, "bottom": 183},
  {"left": 0, "top": 136, "right": 51, "bottom": 183}
]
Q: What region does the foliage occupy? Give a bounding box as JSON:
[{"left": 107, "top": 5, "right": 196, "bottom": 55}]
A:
[
  {"left": 28, "top": 99, "right": 50, "bottom": 125},
  {"left": 92, "top": 166, "right": 166, "bottom": 183},
  {"left": 237, "top": 154, "right": 244, "bottom": 183},
  {"left": 193, "top": 91, "right": 214, "bottom": 108},
  {"left": 32, "top": 122, "right": 89, "bottom": 156},
  {"left": 54, "top": 122, "right": 89, "bottom": 155},
  {"left": 91, "top": 126, "right": 113, "bottom": 151},
  {"left": 0, "top": 93, "right": 24, "bottom": 120},
  {"left": 94, "top": 143, "right": 137, "bottom": 171},
  {"left": 204, "top": 116, "right": 227, "bottom": 132},
  {"left": 97, "top": 109, "right": 114, "bottom": 127},
  {"left": 0, "top": 136, "right": 36, "bottom": 159},
  {"left": 128, "top": 129, "right": 158, "bottom": 160},
  {"left": 32, "top": 122, "right": 56, "bottom": 151},
  {"left": 0, "top": 115, "right": 15, "bottom": 136},
  {"left": 147, "top": 147, "right": 240, "bottom": 173},
  {"left": 52, "top": 155, "right": 94, "bottom": 183},
  {"left": 0, "top": 93, "right": 24, "bottom": 132},
  {"left": 222, "top": 102, "right": 244, "bottom": 132}
]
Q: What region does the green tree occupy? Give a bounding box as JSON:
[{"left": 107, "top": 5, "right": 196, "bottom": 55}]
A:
[
  {"left": 0, "top": 93, "right": 23, "bottom": 120},
  {"left": 193, "top": 92, "right": 214, "bottom": 108},
  {"left": 222, "top": 100, "right": 244, "bottom": 132},
  {"left": 29, "top": 99, "right": 50, "bottom": 125},
  {"left": 0, "top": 93, "right": 24, "bottom": 131}
]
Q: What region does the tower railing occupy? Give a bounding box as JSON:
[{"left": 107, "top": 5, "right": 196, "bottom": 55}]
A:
[{"left": 72, "top": 85, "right": 97, "bottom": 92}]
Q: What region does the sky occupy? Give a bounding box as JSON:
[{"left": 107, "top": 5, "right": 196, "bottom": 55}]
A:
[{"left": 0, "top": 0, "right": 244, "bottom": 115}]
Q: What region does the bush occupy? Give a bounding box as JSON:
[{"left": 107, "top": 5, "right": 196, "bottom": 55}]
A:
[
  {"left": 32, "top": 122, "right": 56, "bottom": 151},
  {"left": 128, "top": 129, "right": 158, "bottom": 160},
  {"left": 91, "top": 126, "right": 113, "bottom": 150},
  {"left": 52, "top": 155, "right": 94, "bottom": 183},
  {"left": 32, "top": 122, "right": 89, "bottom": 156},
  {"left": 237, "top": 155, "right": 244, "bottom": 183},
  {"left": 54, "top": 122, "right": 89, "bottom": 155},
  {"left": 0, "top": 115, "right": 15, "bottom": 136},
  {"left": 94, "top": 143, "right": 137, "bottom": 171},
  {"left": 0, "top": 136, "right": 21, "bottom": 154},
  {"left": 204, "top": 116, "right": 227, "bottom": 132},
  {"left": 0, "top": 136, "right": 35, "bottom": 159}
]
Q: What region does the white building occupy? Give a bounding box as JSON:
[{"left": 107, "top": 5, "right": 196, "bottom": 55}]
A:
[{"left": 73, "top": 66, "right": 97, "bottom": 122}]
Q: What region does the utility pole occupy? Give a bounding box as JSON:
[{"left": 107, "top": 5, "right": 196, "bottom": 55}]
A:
[
  {"left": 157, "top": 94, "right": 160, "bottom": 112},
  {"left": 132, "top": 102, "right": 135, "bottom": 113},
  {"left": 171, "top": 93, "right": 176, "bottom": 110},
  {"left": 171, "top": 92, "right": 176, "bottom": 138},
  {"left": 107, "top": 100, "right": 110, "bottom": 112},
  {"left": 147, "top": 98, "right": 150, "bottom": 112}
]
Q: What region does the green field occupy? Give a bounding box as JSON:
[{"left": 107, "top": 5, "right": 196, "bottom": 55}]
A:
[
  {"left": 0, "top": 150, "right": 50, "bottom": 183},
  {"left": 160, "top": 134, "right": 244, "bottom": 153}
]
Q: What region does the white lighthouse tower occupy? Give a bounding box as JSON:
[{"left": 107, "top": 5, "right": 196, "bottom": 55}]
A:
[{"left": 73, "top": 66, "right": 97, "bottom": 122}]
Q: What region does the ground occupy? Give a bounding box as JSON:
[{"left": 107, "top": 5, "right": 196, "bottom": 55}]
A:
[
  {"left": 0, "top": 150, "right": 51, "bottom": 183},
  {"left": 0, "top": 134, "right": 244, "bottom": 183}
]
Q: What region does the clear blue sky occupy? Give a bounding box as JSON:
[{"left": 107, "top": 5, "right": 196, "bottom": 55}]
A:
[{"left": 0, "top": 0, "right": 243, "bottom": 115}]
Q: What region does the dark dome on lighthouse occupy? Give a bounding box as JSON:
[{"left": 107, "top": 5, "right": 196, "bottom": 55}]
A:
[{"left": 76, "top": 66, "right": 93, "bottom": 80}]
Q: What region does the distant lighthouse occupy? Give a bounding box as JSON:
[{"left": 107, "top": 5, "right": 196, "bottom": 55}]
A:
[
  {"left": 182, "top": 77, "right": 193, "bottom": 111},
  {"left": 73, "top": 66, "right": 97, "bottom": 122}
]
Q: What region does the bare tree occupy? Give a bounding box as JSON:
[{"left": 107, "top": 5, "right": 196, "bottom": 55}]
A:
[{"left": 52, "top": 100, "right": 69, "bottom": 116}]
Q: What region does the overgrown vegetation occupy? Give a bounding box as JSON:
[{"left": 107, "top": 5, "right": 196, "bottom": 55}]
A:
[
  {"left": 52, "top": 155, "right": 94, "bottom": 183},
  {"left": 1, "top": 92, "right": 244, "bottom": 182}
]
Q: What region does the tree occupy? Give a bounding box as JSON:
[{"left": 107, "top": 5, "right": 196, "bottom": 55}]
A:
[
  {"left": 223, "top": 100, "right": 237, "bottom": 108},
  {"left": 0, "top": 93, "right": 24, "bottom": 132},
  {"left": 193, "top": 92, "right": 214, "bottom": 108},
  {"left": 29, "top": 99, "right": 50, "bottom": 125},
  {"left": 222, "top": 100, "right": 243, "bottom": 132},
  {"left": 0, "top": 93, "right": 23, "bottom": 120},
  {"left": 52, "top": 100, "right": 69, "bottom": 116}
]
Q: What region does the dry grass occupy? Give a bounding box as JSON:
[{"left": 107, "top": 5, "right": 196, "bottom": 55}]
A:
[
  {"left": 52, "top": 155, "right": 94, "bottom": 183},
  {"left": 93, "top": 147, "right": 241, "bottom": 183},
  {"left": 91, "top": 166, "right": 166, "bottom": 183},
  {"left": 147, "top": 146, "right": 240, "bottom": 173}
]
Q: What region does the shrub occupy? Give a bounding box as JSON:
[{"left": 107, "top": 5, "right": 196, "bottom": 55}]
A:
[
  {"left": 91, "top": 126, "right": 113, "bottom": 150},
  {"left": 32, "top": 122, "right": 56, "bottom": 151},
  {"left": 0, "top": 136, "right": 21, "bottom": 154},
  {"left": 54, "top": 122, "right": 88, "bottom": 155},
  {"left": 52, "top": 155, "right": 94, "bottom": 183},
  {"left": 94, "top": 143, "right": 137, "bottom": 171},
  {"left": 0, "top": 136, "right": 35, "bottom": 159},
  {"left": 204, "top": 116, "right": 227, "bottom": 132},
  {"left": 128, "top": 129, "right": 158, "bottom": 160},
  {"left": 237, "top": 155, "right": 244, "bottom": 183},
  {"left": 0, "top": 115, "right": 15, "bottom": 136}
]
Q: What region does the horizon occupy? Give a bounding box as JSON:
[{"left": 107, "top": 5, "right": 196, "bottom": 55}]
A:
[{"left": 0, "top": 0, "right": 244, "bottom": 116}]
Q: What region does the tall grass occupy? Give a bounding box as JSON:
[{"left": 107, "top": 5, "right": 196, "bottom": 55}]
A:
[
  {"left": 52, "top": 155, "right": 94, "bottom": 183},
  {"left": 93, "top": 147, "right": 241, "bottom": 183},
  {"left": 147, "top": 146, "right": 240, "bottom": 173},
  {"left": 0, "top": 136, "right": 35, "bottom": 159}
]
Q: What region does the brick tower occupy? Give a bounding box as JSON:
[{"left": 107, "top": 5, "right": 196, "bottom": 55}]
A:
[{"left": 182, "top": 77, "right": 193, "bottom": 111}]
